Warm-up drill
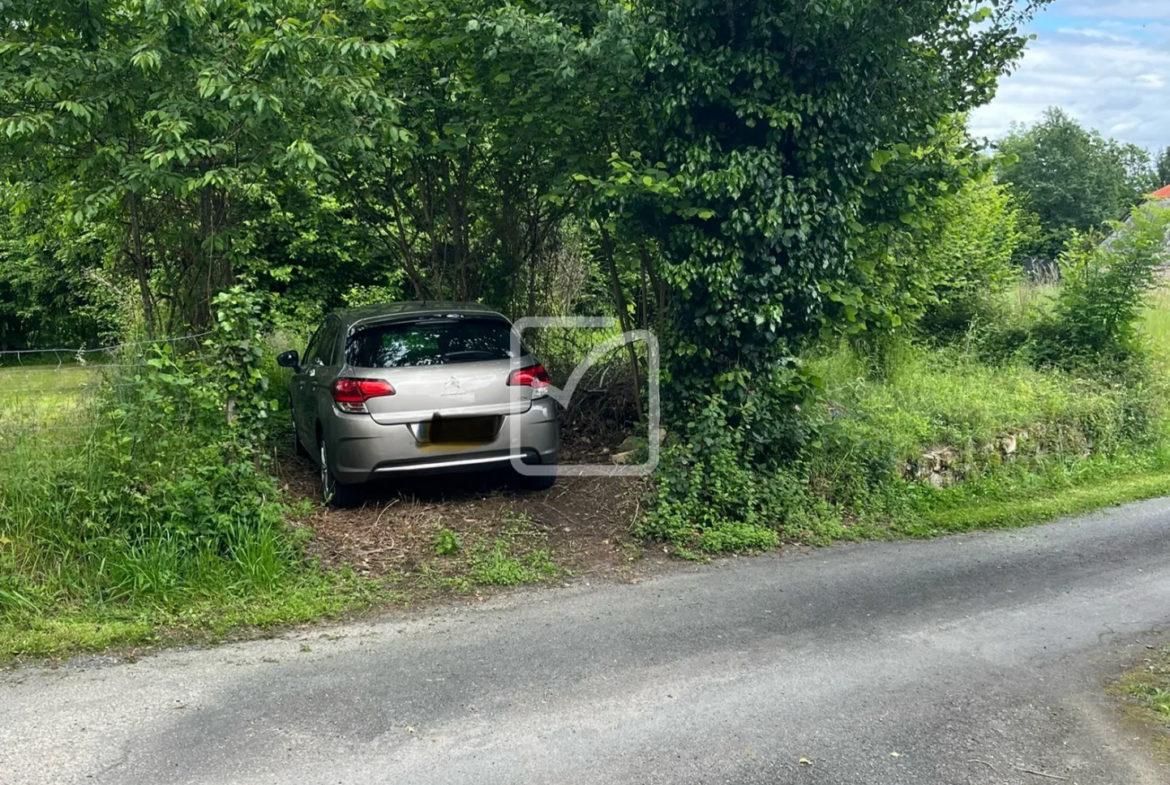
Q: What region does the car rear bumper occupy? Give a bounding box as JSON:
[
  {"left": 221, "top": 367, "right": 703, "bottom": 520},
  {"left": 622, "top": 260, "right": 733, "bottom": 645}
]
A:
[{"left": 323, "top": 398, "right": 559, "bottom": 485}]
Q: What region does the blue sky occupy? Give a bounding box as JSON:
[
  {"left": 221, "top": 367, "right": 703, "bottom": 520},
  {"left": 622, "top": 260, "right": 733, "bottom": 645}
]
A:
[{"left": 970, "top": 0, "right": 1170, "bottom": 151}]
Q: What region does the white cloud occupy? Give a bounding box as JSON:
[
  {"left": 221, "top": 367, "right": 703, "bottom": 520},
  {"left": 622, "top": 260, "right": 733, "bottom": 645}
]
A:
[
  {"left": 1054, "top": 27, "right": 1134, "bottom": 42},
  {"left": 970, "top": 21, "right": 1170, "bottom": 150},
  {"left": 1059, "top": 0, "right": 1170, "bottom": 20}
]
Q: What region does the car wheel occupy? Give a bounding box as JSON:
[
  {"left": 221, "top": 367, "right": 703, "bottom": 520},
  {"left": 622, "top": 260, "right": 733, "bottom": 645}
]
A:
[
  {"left": 319, "top": 441, "right": 361, "bottom": 508},
  {"left": 514, "top": 461, "right": 556, "bottom": 491}
]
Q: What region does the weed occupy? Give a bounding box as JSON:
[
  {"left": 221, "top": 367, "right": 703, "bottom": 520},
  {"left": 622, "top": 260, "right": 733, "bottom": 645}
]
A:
[
  {"left": 1129, "top": 684, "right": 1170, "bottom": 719},
  {"left": 465, "top": 528, "right": 559, "bottom": 586},
  {"left": 1114, "top": 642, "right": 1170, "bottom": 761},
  {"left": 433, "top": 529, "right": 462, "bottom": 556}
]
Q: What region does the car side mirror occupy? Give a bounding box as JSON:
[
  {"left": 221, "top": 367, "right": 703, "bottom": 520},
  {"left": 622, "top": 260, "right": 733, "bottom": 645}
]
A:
[{"left": 276, "top": 350, "right": 301, "bottom": 371}]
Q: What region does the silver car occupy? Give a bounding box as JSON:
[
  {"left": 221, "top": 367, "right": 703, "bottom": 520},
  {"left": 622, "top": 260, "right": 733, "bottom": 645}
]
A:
[{"left": 278, "top": 302, "right": 559, "bottom": 506}]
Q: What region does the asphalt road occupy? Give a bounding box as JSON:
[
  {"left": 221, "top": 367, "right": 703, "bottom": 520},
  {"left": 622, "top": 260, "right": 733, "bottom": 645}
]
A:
[{"left": 4, "top": 499, "right": 1170, "bottom": 785}]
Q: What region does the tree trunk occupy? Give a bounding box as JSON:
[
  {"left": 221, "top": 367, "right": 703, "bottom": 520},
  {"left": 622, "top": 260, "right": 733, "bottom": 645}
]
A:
[
  {"left": 127, "top": 191, "right": 156, "bottom": 339},
  {"left": 599, "top": 222, "right": 645, "bottom": 424}
]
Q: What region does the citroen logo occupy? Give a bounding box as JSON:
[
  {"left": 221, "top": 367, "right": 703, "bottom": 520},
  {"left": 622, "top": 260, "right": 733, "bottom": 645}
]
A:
[{"left": 442, "top": 376, "right": 462, "bottom": 395}]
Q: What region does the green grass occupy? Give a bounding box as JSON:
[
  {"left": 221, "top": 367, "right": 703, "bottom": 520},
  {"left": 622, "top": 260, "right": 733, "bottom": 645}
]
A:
[
  {"left": 1143, "top": 288, "right": 1170, "bottom": 372},
  {"left": 812, "top": 343, "right": 1147, "bottom": 465},
  {"left": 894, "top": 452, "right": 1170, "bottom": 537},
  {"left": 467, "top": 537, "right": 558, "bottom": 586},
  {"left": 782, "top": 284, "right": 1170, "bottom": 546},
  {"left": 0, "top": 365, "right": 98, "bottom": 430},
  {"left": 1130, "top": 682, "right": 1170, "bottom": 721},
  {"left": 431, "top": 518, "right": 561, "bottom": 589},
  {"left": 0, "top": 570, "right": 401, "bottom": 660},
  {"left": 7, "top": 284, "right": 1170, "bottom": 661},
  {"left": 0, "top": 359, "right": 396, "bottom": 663}
]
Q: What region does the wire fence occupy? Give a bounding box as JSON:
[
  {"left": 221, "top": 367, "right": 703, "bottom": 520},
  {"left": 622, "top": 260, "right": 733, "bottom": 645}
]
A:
[{"left": 0, "top": 333, "right": 218, "bottom": 460}]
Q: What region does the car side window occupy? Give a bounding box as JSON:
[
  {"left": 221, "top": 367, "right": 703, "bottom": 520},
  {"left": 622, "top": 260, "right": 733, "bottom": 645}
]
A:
[
  {"left": 317, "top": 317, "right": 340, "bottom": 366},
  {"left": 302, "top": 323, "right": 325, "bottom": 368}
]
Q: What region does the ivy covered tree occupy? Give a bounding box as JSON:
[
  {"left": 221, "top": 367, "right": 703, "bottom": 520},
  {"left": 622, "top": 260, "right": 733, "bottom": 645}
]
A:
[{"left": 626, "top": 0, "right": 1050, "bottom": 430}]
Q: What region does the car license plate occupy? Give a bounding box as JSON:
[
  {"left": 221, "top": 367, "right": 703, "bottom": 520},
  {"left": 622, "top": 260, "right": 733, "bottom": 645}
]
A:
[{"left": 426, "top": 416, "right": 501, "bottom": 444}]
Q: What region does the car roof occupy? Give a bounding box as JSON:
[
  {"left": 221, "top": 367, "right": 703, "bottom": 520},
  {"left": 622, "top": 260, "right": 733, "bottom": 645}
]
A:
[{"left": 334, "top": 301, "right": 507, "bottom": 329}]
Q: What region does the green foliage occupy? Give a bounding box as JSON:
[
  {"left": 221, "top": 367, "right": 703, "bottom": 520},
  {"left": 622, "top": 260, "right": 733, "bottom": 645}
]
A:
[
  {"left": 433, "top": 529, "right": 462, "bottom": 556},
  {"left": 11, "top": 0, "right": 1158, "bottom": 629},
  {"left": 337, "top": 0, "right": 629, "bottom": 312},
  {"left": 813, "top": 341, "right": 1160, "bottom": 477},
  {"left": 0, "top": 288, "right": 304, "bottom": 618},
  {"left": 0, "top": 0, "right": 395, "bottom": 332},
  {"left": 634, "top": 0, "right": 1047, "bottom": 420},
  {"left": 0, "top": 207, "right": 121, "bottom": 350},
  {"left": 465, "top": 528, "right": 558, "bottom": 585},
  {"left": 1157, "top": 148, "right": 1170, "bottom": 190},
  {"left": 639, "top": 312, "right": 1170, "bottom": 557},
  {"left": 211, "top": 286, "right": 275, "bottom": 444},
  {"left": 1128, "top": 683, "right": 1170, "bottom": 719},
  {"left": 636, "top": 397, "right": 782, "bottom": 554},
  {"left": 996, "top": 108, "right": 1158, "bottom": 261},
  {"left": 342, "top": 271, "right": 408, "bottom": 309},
  {"left": 1030, "top": 205, "right": 1170, "bottom": 368},
  {"left": 915, "top": 175, "right": 1024, "bottom": 339}
]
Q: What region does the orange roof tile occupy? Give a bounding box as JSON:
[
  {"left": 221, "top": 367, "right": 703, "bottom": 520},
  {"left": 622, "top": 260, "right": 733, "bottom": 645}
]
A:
[{"left": 1151, "top": 184, "right": 1170, "bottom": 199}]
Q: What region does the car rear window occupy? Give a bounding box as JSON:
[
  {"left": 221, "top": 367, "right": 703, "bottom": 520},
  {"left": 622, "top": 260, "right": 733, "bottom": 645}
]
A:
[{"left": 345, "top": 317, "right": 521, "bottom": 368}]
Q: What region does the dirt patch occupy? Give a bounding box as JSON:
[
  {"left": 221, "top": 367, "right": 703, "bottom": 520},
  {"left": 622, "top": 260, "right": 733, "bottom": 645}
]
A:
[
  {"left": 1110, "top": 640, "right": 1170, "bottom": 767},
  {"left": 274, "top": 448, "right": 655, "bottom": 589}
]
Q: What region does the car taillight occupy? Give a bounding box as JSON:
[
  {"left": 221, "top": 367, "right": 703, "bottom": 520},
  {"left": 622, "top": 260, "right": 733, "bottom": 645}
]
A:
[
  {"left": 507, "top": 364, "right": 550, "bottom": 398},
  {"left": 332, "top": 378, "right": 394, "bottom": 413}
]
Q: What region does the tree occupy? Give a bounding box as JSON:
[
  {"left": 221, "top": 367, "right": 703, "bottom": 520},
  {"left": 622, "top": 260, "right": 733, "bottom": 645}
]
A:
[
  {"left": 626, "top": 0, "right": 1050, "bottom": 428},
  {"left": 995, "top": 108, "right": 1155, "bottom": 262},
  {"left": 0, "top": 0, "right": 394, "bottom": 335},
  {"left": 1032, "top": 204, "right": 1170, "bottom": 366},
  {"left": 1157, "top": 147, "right": 1170, "bottom": 189}
]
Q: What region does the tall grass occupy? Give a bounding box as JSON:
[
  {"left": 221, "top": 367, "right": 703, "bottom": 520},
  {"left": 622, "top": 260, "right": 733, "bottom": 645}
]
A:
[
  {"left": 1143, "top": 287, "right": 1170, "bottom": 372},
  {"left": 0, "top": 351, "right": 349, "bottom": 657},
  {"left": 812, "top": 345, "right": 1146, "bottom": 463},
  {"left": 790, "top": 281, "right": 1170, "bottom": 532}
]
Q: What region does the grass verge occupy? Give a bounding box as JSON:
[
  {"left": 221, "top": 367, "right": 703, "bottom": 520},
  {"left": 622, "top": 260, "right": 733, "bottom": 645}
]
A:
[
  {"left": 0, "top": 503, "right": 567, "bottom": 663},
  {"left": 0, "top": 568, "right": 397, "bottom": 662}
]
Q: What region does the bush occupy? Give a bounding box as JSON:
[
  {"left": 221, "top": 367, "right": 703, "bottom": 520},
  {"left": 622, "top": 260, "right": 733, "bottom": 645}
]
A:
[
  {"left": 0, "top": 288, "right": 300, "bottom": 615},
  {"left": 916, "top": 175, "right": 1023, "bottom": 341},
  {"left": 636, "top": 396, "right": 783, "bottom": 555},
  {"left": 1031, "top": 205, "right": 1170, "bottom": 369}
]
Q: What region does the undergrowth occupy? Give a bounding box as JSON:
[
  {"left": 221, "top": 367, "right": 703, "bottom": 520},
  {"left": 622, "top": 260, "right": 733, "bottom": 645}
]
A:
[
  {"left": 637, "top": 208, "right": 1170, "bottom": 556},
  {"left": 0, "top": 289, "right": 381, "bottom": 660}
]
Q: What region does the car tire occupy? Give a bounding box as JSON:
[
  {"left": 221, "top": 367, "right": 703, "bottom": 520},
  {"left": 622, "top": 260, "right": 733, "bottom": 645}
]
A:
[
  {"left": 319, "top": 441, "right": 362, "bottom": 508},
  {"left": 514, "top": 461, "right": 556, "bottom": 491}
]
